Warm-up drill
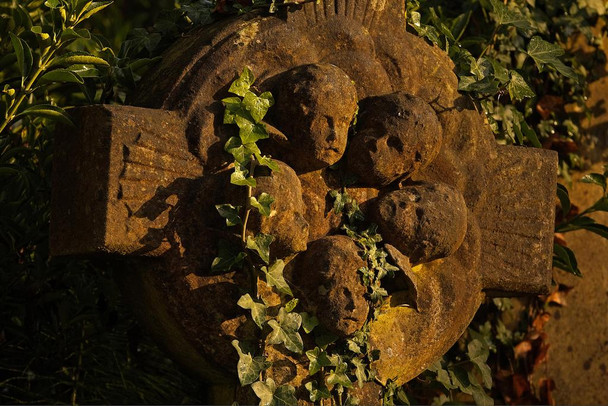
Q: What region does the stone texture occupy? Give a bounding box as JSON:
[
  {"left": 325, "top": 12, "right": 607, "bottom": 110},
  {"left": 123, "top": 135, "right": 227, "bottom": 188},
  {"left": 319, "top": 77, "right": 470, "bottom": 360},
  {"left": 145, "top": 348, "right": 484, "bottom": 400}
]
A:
[
  {"left": 371, "top": 182, "right": 468, "bottom": 265},
  {"left": 288, "top": 236, "right": 369, "bottom": 337},
  {"left": 265, "top": 64, "right": 358, "bottom": 173},
  {"left": 347, "top": 92, "right": 443, "bottom": 186},
  {"left": 50, "top": 0, "right": 560, "bottom": 399}
]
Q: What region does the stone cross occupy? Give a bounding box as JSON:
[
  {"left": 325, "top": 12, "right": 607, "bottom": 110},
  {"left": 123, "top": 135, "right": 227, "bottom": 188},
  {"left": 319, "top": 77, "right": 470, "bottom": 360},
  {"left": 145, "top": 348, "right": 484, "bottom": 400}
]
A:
[{"left": 50, "top": 0, "right": 557, "bottom": 402}]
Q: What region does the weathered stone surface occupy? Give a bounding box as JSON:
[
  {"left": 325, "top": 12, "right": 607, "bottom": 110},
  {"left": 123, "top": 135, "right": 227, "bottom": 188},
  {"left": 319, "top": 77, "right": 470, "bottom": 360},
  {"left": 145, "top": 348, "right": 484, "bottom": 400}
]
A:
[
  {"left": 264, "top": 63, "right": 358, "bottom": 173},
  {"left": 50, "top": 0, "right": 560, "bottom": 399},
  {"left": 347, "top": 92, "right": 443, "bottom": 186},
  {"left": 371, "top": 182, "right": 468, "bottom": 265},
  {"left": 288, "top": 236, "right": 368, "bottom": 337}
]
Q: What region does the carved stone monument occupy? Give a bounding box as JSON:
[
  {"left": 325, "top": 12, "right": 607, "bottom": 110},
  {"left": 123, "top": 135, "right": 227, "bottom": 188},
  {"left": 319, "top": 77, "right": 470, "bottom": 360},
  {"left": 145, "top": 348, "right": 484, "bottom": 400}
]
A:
[{"left": 50, "top": 0, "right": 557, "bottom": 403}]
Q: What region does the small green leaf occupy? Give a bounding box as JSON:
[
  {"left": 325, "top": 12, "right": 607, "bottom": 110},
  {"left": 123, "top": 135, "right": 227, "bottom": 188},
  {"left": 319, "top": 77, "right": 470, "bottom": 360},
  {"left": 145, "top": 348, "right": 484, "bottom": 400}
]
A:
[
  {"left": 580, "top": 173, "right": 607, "bottom": 192},
  {"left": 61, "top": 28, "right": 91, "bottom": 41},
  {"left": 488, "top": 58, "right": 509, "bottom": 84},
  {"left": 50, "top": 52, "right": 110, "bottom": 67},
  {"left": 15, "top": 104, "right": 73, "bottom": 126},
  {"left": 231, "top": 163, "right": 257, "bottom": 187},
  {"left": 9, "top": 33, "right": 33, "bottom": 81},
  {"left": 508, "top": 70, "right": 535, "bottom": 101},
  {"left": 306, "top": 347, "right": 333, "bottom": 375},
  {"left": 284, "top": 298, "right": 299, "bottom": 312},
  {"left": 467, "top": 339, "right": 492, "bottom": 389},
  {"left": 268, "top": 308, "right": 303, "bottom": 354},
  {"left": 305, "top": 381, "right": 331, "bottom": 402},
  {"left": 250, "top": 193, "right": 274, "bottom": 217},
  {"left": 256, "top": 154, "right": 280, "bottom": 171},
  {"left": 238, "top": 293, "right": 267, "bottom": 329},
  {"left": 215, "top": 203, "right": 242, "bottom": 227},
  {"left": 232, "top": 340, "right": 271, "bottom": 386},
  {"left": 243, "top": 90, "right": 274, "bottom": 123},
  {"left": 314, "top": 326, "right": 338, "bottom": 349},
  {"left": 490, "top": 0, "right": 534, "bottom": 32},
  {"left": 527, "top": 36, "right": 578, "bottom": 82},
  {"left": 239, "top": 120, "right": 269, "bottom": 144},
  {"left": 553, "top": 243, "right": 581, "bottom": 277},
  {"left": 225, "top": 136, "right": 259, "bottom": 165},
  {"left": 229, "top": 66, "right": 255, "bottom": 97},
  {"left": 556, "top": 184, "right": 571, "bottom": 215},
  {"left": 80, "top": 1, "right": 113, "bottom": 20},
  {"left": 301, "top": 312, "right": 319, "bottom": 334},
  {"left": 261, "top": 260, "right": 292, "bottom": 296},
  {"left": 211, "top": 239, "right": 245, "bottom": 273},
  {"left": 448, "top": 366, "right": 473, "bottom": 394},
  {"left": 246, "top": 233, "right": 274, "bottom": 264},
  {"left": 351, "top": 358, "right": 367, "bottom": 387},
  {"left": 40, "top": 68, "right": 85, "bottom": 84},
  {"left": 251, "top": 378, "right": 297, "bottom": 406},
  {"left": 326, "top": 361, "right": 353, "bottom": 389}
]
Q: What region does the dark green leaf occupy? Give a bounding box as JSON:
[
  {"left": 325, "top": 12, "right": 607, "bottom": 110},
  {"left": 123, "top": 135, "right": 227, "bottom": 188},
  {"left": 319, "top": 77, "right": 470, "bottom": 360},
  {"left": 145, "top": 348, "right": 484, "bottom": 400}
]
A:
[
  {"left": 467, "top": 339, "right": 492, "bottom": 389},
  {"left": 553, "top": 243, "right": 581, "bottom": 277},
  {"left": 588, "top": 196, "right": 608, "bottom": 213},
  {"left": 300, "top": 312, "right": 319, "bottom": 334},
  {"left": 527, "top": 37, "right": 578, "bottom": 81},
  {"left": 580, "top": 173, "right": 607, "bottom": 192},
  {"left": 250, "top": 193, "right": 274, "bottom": 217},
  {"left": 557, "top": 184, "right": 571, "bottom": 215},
  {"left": 488, "top": 58, "right": 509, "bottom": 84},
  {"left": 232, "top": 340, "right": 271, "bottom": 386},
  {"left": 211, "top": 239, "right": 245, "bottom": 273},
  {"left": 262, "top": 260, "right": 292, "bottom": 296},
  {"left": 15, "top": 104, "right": 73, "bottom": 126},
  {"left": 215, "top": 204, "right": 242, "bottom": 227},
  {"left": 306, "top": 347, "right": 333, "bottom": 375},
  {"left": 268, "top": 308, "right": 303, "bottom": 354},
  {"left": 229, "top": 66, "right": 255, "bottom": 97},
  {"left": 305, "top": 381, "right": 331, "bottom": 402},
  {"left": 9, "top": 33, "right": 33, "bottom": 81},
  {"left": 508, "top": 70, "right": 535, "bottom": 101},
  {"left": 490, "top": 0, "right": 534, "bottom": 32},
  {"left": 40, "top": 68, "right": 85, "bottom": 84},
  {"left": 80, "top": 1, "right": 113, "bottom": 20},
  {"left": 448, "top": 366, "right": 473, "bottom": 394},
  {"left": 237, "top": 293, "right": 267, "bottom": 329},
  {"left": 61, "top": 28, "right": 91, "bottom": 41},
  {"left": 458, "top": 75, "right": 500, "bottom": 94}
]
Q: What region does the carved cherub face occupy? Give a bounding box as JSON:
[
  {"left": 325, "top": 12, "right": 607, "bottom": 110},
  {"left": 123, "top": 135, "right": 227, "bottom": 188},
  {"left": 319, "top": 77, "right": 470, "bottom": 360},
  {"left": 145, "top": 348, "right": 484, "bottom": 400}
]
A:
[
  {"left": 268, "top": 63, "right": 358, "bottom": 173},
  {"left": 347, "top": 92, "right": 443, "bottom": 186}
]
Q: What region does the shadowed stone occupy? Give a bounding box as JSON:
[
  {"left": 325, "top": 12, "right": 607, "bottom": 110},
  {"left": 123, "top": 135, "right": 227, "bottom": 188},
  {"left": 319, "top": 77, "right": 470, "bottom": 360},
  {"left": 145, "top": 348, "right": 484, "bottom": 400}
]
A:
[
  {"left": 371, "top": 182, "right": 468, "bottom": 265},
  {"left": 347, "top": 92, "right": 443, "bottom": 186},
  {"left": 50, "top": 0, "right": 559, "bottom": 400}
]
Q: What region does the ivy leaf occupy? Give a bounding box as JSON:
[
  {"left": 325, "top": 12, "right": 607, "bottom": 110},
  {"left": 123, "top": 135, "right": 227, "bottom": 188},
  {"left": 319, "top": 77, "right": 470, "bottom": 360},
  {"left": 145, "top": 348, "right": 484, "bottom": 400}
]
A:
[
  {"left": 467, "top": 339, "right": 492, "bottom": 389},
  {"left": 268, "top": 308, "right": 303, "bottom": 353},
  {"left": 215, "top": 204, "right": 242, "bottom": 227},
  {"left": 284, "top": 298, "right": 299, "bottom": 312},
  {"left": 225, "top": 136, "right": 259, "bottom": 165},
  {"left": 9, "top": 33, "right": 33, "bottom": 81},
  {"left": 243, "top": 90, "right": 274, "bottom": 123},
  {"left": 261, "top": 260, "right": 292, "bottom": 296},
  {"left": 326, "top": 361, "right": 353, "bottom": 389},
  {"left": 428, "top": 360, "right": 455, "bottom": 390},
  {"left": 458, "top": 75, "right": 499, "bottom": 94},
  {"left": 250, "top": 193, "right": 275, "bottom": 217},
  {"left": 229, "top": 66, "right": 255, "bottom": 97},
  {"left": 222, "top": 97, "right": 242, "bottom": 125},
  {"left": 211, "top": 239, "right": 245, "bottom": 273},
  {"left": 306, "top": 347, "right": 333, "bottom": 375},
  {"left": 256, "top": 154, "right": 280, "bottom": 171},
  {"left": 472, "top": 388, "right": 495, "bottom": 406},
  {"left": 246, "top": 233, "right": 274, "bottom": 264},
  {"left": 448, "top": 366, "right": 473, "bottom": 394},
  {"left": 329, "top": 190, "right": 345, "bottom": 214},
  {"left": 251, "top": 378, "right": 297, "bottom": 406},
  {"left": 351, "top": 358, "right": 367, "bottom": 388},
  {"left": 301, "top": 312, "right": 319, "bottom": 334},
  {"left": 508, "top": 70, "right": 535, "bottom": 101},
  {"left": 527, "top": 37, "right": 578, "bottom": 82},
  {"left": 580, "top": 173, "right": 607, "bottom": 193},
  {"left": 488, "top": 58, "right": 509, "bottom": 84},
  {"left": 232, "top": 340, "right": 271, "bottom": 386},
  {"left": 239, "top": 120, "right": 269, "bottom": 144},
  {"left": 490, "top": 0, "right": 534, "bottom": 32},
  {"left": 314, "top": 326, "right": 338, "bottom": 349},
  {"left": 305, "top": 381, "right": 331, "bottom": 402},
  {"left": 231, "top": 163, "right": 257, "bottom": 187},
  {"left": 237, "top": 293, "right": 267, "bottom": 329}
]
